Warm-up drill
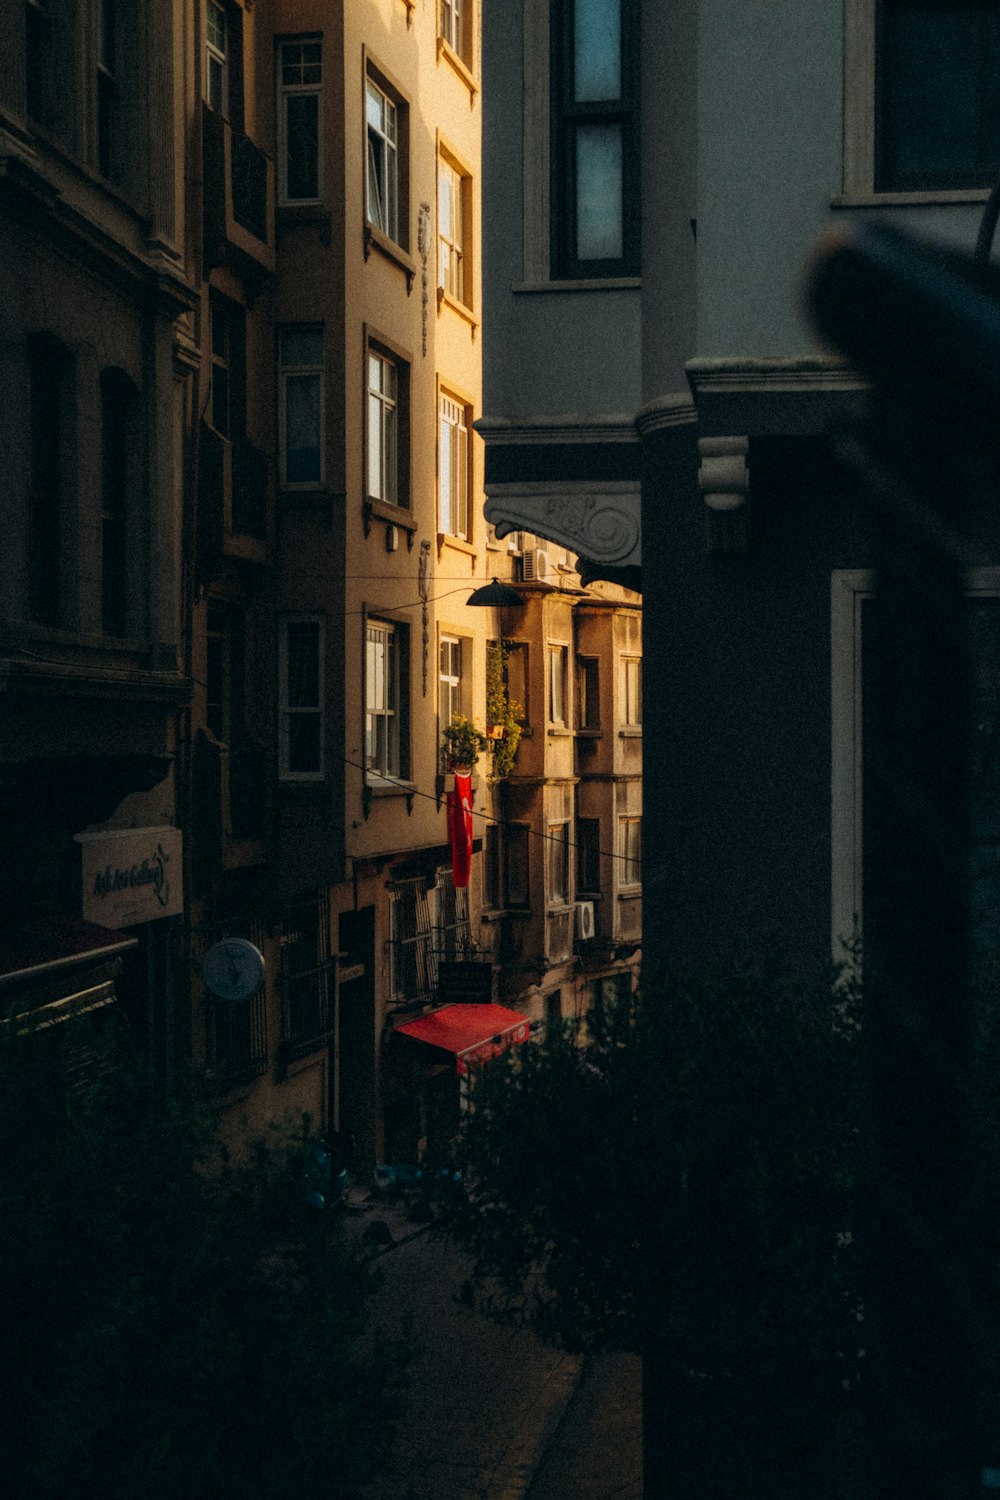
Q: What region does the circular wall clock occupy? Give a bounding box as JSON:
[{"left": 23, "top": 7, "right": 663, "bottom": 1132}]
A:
[{"left": 202, "top": 938, "right": 266, "bottom": 1002}]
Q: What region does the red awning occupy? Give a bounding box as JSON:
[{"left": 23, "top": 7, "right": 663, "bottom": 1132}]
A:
[{"left": 394, "top": 1003, "right": 531, "bottom": 1075}]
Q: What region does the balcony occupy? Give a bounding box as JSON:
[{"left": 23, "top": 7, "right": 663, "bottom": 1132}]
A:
[
  {"left": 202, "top": 105, "right": 275, "bottom": 285},
  {"left": 198, "top": 422, "right": 272, "bottom": 582}
]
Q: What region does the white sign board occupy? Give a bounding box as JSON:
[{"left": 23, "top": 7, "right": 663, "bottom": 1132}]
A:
[{"left": 76, "top": 826, "right": 183, "bottom": 928}]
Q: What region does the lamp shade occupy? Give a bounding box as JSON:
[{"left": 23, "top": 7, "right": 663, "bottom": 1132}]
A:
[{"left": 466, "top": 578, "right": 525, "bottom": 607}]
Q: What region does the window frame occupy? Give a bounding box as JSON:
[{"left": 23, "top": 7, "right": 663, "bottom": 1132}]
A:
[
  {"left": 27, "top": 332, "right": 71, "bottom": 630},
  {"left": 550, "top": 0, "right": 641, "bottom": 280},
  {"left": 438, "top": 632, "right": 470, "bottom": 755},
  {"left": 622, "top": 654, "right": 642, "bottom": 727},
  {"left": 366, "top": 618, "right": 409, "bottom": 783},
  {"left": 277, "top": 36, "right": 323, "bottom": 206},
  {"left": 206, "top": 0, "right": 229, "bottom": 117},
  {"left": 438, "top": 390, "right": 471, "bottom": 539},
  {"left": 279, "top": 324, "right": 325, "bottom": 488},
  {"left": 547, "top": 820, "right": 571, "bottom": 905},
  {"left": 365, "top": 331, "right": 410, "bottom": 511},
  {"left": 843, "top": 0, "right": 998, "bottom": 199},
  {"left": 439, "top": 0, "right": 470, "bottom": 62},
  {"left": 364, "top": 61, "right": 410, "bottom": 253},
  {"left": 577, "top": 654, "right": 600, "bottom": 730},
  {"left": 548, "top": 642, "right": 570, "bottom": 727},
  {"left": 617, "top": 815, "right": 642, "bottom": 888},
  {"left": 279, "top": 893, "right": 333, "bottom": 1056},
  {"left": 279, "top": 613, "right": 326, "bottom": 782}
]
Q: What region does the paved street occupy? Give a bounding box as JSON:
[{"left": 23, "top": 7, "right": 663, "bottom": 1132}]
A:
[{"left": 347, "top": 1197, "right": 641, "bottom": 1500}]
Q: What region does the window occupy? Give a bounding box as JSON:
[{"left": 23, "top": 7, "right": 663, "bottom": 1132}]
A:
[
  {"left": 366, "top": 74, "right": 399, "bottom": 242},
  {"left": 551, "top": 0, "right": 640, "bottom": 278},
  {"left": 548, "top": 821, "right": 571, "bottom": 904},
  {"left": 280, "top": 894, "right": 333, "bottom": 1055},
  {"left": 96, "top": 0, "right": 119, "bottom": 179},
  {"left": 278, "top": 38, "right": 322, "bottom": 203},
  {"left": 100, "top": 369, "right": 138, "bottom": 638},
  {"left": 876, "top": 0, "right": 1000, "bottom": 192},
  {"left": 577, "top": 655, "right": 600, "bottom": 729},
  {"left": 27, "top": 334, "right": 70, "bottom": 628},
  {"left": 366, "top": 343, "right": 409, "bottom": 507},
  {"left": 439, "top": 634, "right": 469, "bottom": 759},
  {"left": 25, "top": 0, "right": 48, "bottom": 123},
  {"left": 440, "top": 0, "right": 469, "bottom": 60},
  {"left": 618, "top": 816, "right": 641, "bottom": 886},
  {"left": 439, "top": 393, "right": 469, "bottom": 537},
  {"left": 438, "top": 154, "right": 469, "bottom": 302},
  {"left": 577, "top": 816, "right": 601, "bottom": 893},
  {"left": 279, "top": 615, "right": 325, "bottom": 780},
  {"left": 390, "top": 877, "right": 435, "bottom": 1004},
  {"left": 622, "top": 655, "right": 641, "bottom": 726},
  {"left": 549, "top": 643, "right": 569, "bottom": 726},
  {"left": 279, "top": 326, "right": 324, "bottom": 485},
  {"left": 485, "top": 821, "right": 531, "bottom": 909},
  {"left": 206, "top": 0, "right": 228, "bottom": 115},
  {"left": 435, "top": 867, "right": 472, "bottom": 963},
  {"left": 367, "top": 620, "right": 408, "bottom": 780}
]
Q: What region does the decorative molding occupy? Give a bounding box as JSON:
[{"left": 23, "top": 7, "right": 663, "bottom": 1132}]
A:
[
  {"left": 634, "top": 393, "right": 697, "bottom": 439},
  {"left": 417, "top": 201, "right": 431, "bottom": 355},
  {"left": 698, "top": 436, "right": 750, "bottom": 556},
  {"left": 475, "top": 414, "right": 639, "bottom": 447},
  {"left": 484, "top": 480, "right": 640, "bottom": 568},
  {"left": 686, "top": 355, "right": 866, "bottom": 398}
]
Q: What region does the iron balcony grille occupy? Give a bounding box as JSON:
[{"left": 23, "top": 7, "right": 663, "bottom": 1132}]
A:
[
  {"left": 203, "top": 913, "right": 268, "bottom": 1084},
  {"left": 280, "top": 896, "right": 334, "bottom": 1057}
]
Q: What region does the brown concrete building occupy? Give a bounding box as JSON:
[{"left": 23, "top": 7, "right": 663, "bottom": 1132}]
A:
[{"left": 1, "top": 0, "right": 641, "bottom": 1174}]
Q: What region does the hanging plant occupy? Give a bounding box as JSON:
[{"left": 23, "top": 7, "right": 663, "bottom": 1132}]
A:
[
  {"left": 443, "top": 713, "right": 489, "bottom": 770},
  {"left": 486, "top": 641, "right": 524, "bottom": 780}
]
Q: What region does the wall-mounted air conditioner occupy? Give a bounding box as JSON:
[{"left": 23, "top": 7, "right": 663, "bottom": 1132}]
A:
[
  {"left": 576, "top": 900, "right": 596, "bottom": 941},
  {"left": 522, "top": 547, "right": 552, "bottom": 583}
]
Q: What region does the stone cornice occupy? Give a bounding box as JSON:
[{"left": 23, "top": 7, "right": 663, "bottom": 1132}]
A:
[
  {"left": 634, "top": 393, "right": 698, "bottom": 438},
  {"left": 686, "top": 354, "right": 867, "bottom": 396},
  {"left": 475, "top": 414, "right": 639, "bottom": 446}
]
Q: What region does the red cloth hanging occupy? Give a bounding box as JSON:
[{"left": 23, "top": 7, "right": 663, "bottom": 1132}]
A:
[{"left": 447, "top": 770, "right": 474, "bottom": 887}]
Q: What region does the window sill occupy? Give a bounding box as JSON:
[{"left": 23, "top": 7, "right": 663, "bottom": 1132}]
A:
[
  {"left": 364, "top": 496, "right": 417, "bottom": 539},
  {"left": 437, "top": 530, "right": 476, "bottom": 558},
  {"left": 366, "top": 777, "right": 417, "bottom": 798},
  {"left": 512, "top": 277, "right": 641, "bottom": 295},
  {"left": 437, "top": 37, "right": 478, "bottom": 99},
  {"left": 617, "top": 888, "right": 642, "bottom": 901},
  {"left": 547, "top": 727, "right": 573, "bottom": 737},
  {"left": 437, "top": 286, "right": 478, "bottom": 336},
  {"left": 576, "top": 728, "right": 602, "bottom": 739},
  {"left": 831, "top": 189, "right": 989, "bottom": 208},
  {"left": 364, "top": 222, "right": 416, "bottom": 289},
  {"left": 618, "top": 727, "right": 642, "bottom": 738}
]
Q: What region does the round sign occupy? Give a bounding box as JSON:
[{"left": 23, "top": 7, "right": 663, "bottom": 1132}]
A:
[{"left": 202, "top": 938, "right": 265, "bottom": 1002}]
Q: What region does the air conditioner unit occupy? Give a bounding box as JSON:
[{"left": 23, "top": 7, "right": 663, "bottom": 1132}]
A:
[
  {"left": 576, "top": 900, "right": 596, "bottom": 941},
  {"left": 522, "top": 547, "right": 552, "bottom": 583}
]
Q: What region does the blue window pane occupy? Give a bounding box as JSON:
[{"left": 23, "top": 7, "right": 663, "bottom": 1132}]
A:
[
  {"left": 576, "top": 123, "right": 623, "bottom": 261},
  {"left": 574, "top": 0, "right": 621, "bottom": 102}
]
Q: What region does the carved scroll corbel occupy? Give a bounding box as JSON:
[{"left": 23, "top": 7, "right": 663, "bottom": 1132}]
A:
[{"left": 698, "top": 436, "right": 750, "bottom": 555}]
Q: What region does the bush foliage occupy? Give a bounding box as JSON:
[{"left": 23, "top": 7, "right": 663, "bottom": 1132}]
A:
[
  {"left": 0, "top": 1019, "right": 403, "bottom": 1500},
  {"left": 450, "top": 950, "right": 864, "bottom": 1418}
]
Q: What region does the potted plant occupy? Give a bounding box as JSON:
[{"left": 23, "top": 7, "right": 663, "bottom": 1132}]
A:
[
  {"left": 442, "top": 713, "right": 489, "bottom": 771},
  {"left": 485, "top": 641, "right": 524, "bottom": 779}
]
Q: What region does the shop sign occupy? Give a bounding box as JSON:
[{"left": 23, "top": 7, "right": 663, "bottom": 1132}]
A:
[{"left": 75, "top": 826, "right": 183, "bottom": 928}]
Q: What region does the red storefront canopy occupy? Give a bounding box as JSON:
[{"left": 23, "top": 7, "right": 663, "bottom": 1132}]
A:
[{"left": 394, "top": 1003, "right": 531, "bottom": 1075}]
